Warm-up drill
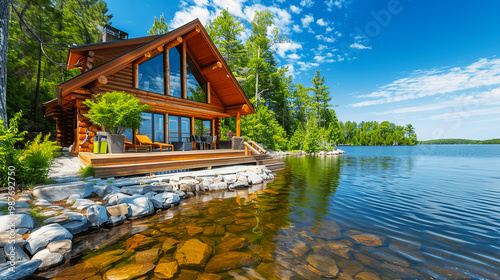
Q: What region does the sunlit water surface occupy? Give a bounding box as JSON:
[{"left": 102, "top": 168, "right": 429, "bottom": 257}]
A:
[{"left": 47, "top": 145, "right": 500, "bottom": 279}]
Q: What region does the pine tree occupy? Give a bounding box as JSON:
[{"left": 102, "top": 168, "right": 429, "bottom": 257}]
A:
[
  {"left": 310, "top": 70, "right": 332, "bottom": 128},
  {"left": 148, "top": 14, "right": 168, "bottom": 35}
]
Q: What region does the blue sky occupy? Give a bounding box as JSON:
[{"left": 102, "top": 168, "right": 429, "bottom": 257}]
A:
[{"left": 106, "top": 0, "right": 500, "bottom": 140}]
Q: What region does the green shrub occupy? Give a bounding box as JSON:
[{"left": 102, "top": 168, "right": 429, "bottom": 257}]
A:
[
  {"left": 0, "top": 112, "right": 26, "bottom": 187},
  {"left": 19, "top": 134, "right": 61, "bottom": 186},
  {"left": 83, "top": 91, "right": 149, "bottom": 134},
  {"left": 79, "top": 165, "right": 94, "bottom": 178}
]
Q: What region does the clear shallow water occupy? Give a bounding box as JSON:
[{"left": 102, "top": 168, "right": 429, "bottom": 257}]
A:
[{"left": 49, "top": 145, "right": 500, "bottom": 279}]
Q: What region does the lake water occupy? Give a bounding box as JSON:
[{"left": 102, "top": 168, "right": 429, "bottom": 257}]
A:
[{"left": 50, "top": 145, "right": 500, "bottom": 279}]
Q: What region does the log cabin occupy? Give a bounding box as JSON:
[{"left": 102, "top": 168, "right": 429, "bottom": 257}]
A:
[{"left": 43, "top": 19, "right": 255, "bottom": 155}]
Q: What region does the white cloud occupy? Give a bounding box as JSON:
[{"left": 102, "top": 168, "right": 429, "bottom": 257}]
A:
[
  {"left": 350, "top": 43, "right": 372, "bottom": 50},
  {"left": 316, "top": 18, "right": 327, "bottom": 26},
  {"left": 314, "top": 55, "right": 325, "bottom": 62},
  {"left": 427, "top": 106, "right": 500, "bottom": 120},
  {"left": 315, "top": 34, "right": 336, "bottom": 43},
  {"left": 243, "top": 4, "right": 293, "bottom": 34},
  {"left": 297, "top": 61, "right": 320, "bottom": 71},
  {"left": 283, "top": 64, "right": 296, "bottom": 78},
  {"left": 170, "top": 5, "right": 215, "bottom": 28},
  {"left": 325, "top": 0, "right": 346, "bottom": 11},
  {"left": 290, "top": 5, "right": 302, "bottom": 14},
  {"left": 275, "top": 42, "right": 302, "bottom": 58},
  {"left": 325, "top": 27, "right": 333, "bottom": 33},
  {"left": 300, "top": 0, "right": 315, "bottom": 8},
  {"left": 293, "top": 24, "right": 302, "bottom": 33},
  {"left": 350, "top": 58, "right": 500, "bottom": 107},
  {"left": 212, "top": 0, "right": 246, "bottom": 19},
  {"left": 288, "top": 53, "right": 301, "bottom": 60},
  {"left": 301, "top": 14, "right": 314, "bottom": 28},
  {"left": 318, "top": 44, "right": 328, "bottom": 51}
]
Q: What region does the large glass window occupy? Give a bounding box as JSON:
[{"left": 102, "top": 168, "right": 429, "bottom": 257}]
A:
[
  {"left": 138, "top": 54, "right": 164, "bottom": 94},
  {"left": 123, "top": 128, "right": 134, "bottom": 143},
  {"left": 169, "top": 47, "right": 182, "bottom": 98},
  {"left": 169, "top": 115, "right": 191, "bottom": 142},
  {"left": 139, "top": 112, "right": 165, "bottom": 143},
  {"left": 195, "top": 119, "right": 212, "bottom": 136},
  {"left": 186, "top": 56, "right": 206, "bottom": 102}
]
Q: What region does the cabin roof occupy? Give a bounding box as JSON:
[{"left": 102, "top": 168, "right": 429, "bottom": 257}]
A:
[{"left": 58, "top": 19, "right": 254, "bottom": 115}]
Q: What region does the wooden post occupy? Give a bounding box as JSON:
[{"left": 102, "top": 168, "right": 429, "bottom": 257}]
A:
[
  {"left": 207, "top": 82, "right": 211, "bottom": 104},
  {"left": 181, "top": 40, "right": 187, "bottom": 99},
  {"left": 164, "top": 47, "right": 170, "bottom": 95},
  {"left": 236, "top": 112, "right": 241, "bottom": 137},
  {"left": 164, "top": 113, "right": 168, "bottom": 143},
  {"left": 133, "top": 63, "right": 139, "bottom": 88},
  {"left": 190, "top": 116, "right": 195, "bottom": 150}
]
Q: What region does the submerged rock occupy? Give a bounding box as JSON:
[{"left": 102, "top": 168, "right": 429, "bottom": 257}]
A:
[
  {"left": 126, "top": 234, "right": 155, "bottom": 249},
  {"left": 306, "top": 254, "right": 339, "bottom": 278},
  {"left": 205, "top": 251, "right": 261, "bottom": 273},
  {"left": 103, "top": 263, "right": 156, "bottom": 280},
  {"left": 154, "top": 261, "right": 178, "bottom": 279},
  {"left": 354, "top": 271, "right": 381, "bottom": 280},
  {"left": 50, "top": 262, "right": 98, "bottom": 280},
  {"left": 197, "top": 273, "right": 223, "bottom": 280},
  {"left": 135, "top": 248, "right": 160, "bottom": 264},
  {"left": 174, "top": 239, "right": 212, "bottom": 269},
  {"left": 345, "top": 231, "right": 383, "bottom": 247},
  {"left": 215, "top": 237, "right": 249, "bottom": 254},
  {"left": 162, "top": 237, "right": 180, "bottom": 253},
  {"left": 85, "top": 249, "right": 125, "bottom": 271}
]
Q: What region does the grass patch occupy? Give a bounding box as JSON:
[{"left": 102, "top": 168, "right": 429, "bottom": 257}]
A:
[
  {"left": 79, "top": 165, "right": 94, "bottom": 178},
  {"left": 29, "top": 208, "right": 46, "bottom": 224}
]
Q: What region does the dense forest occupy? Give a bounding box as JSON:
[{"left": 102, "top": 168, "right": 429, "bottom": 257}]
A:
[
  {"left": 4, "top": 2, "right": 417, "bottom": 152},
  {"left": 420, "top": 139, "right": 500, "bottom": 144}
]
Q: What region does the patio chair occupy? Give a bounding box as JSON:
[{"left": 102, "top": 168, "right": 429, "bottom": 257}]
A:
[
  {"left": 124, "top": 136, "right": 152, "bottom": 152},
  {"left": 135, "top": 135, "right": 174, "bottom": 152},
  {"left": 206, "top": 136, "right": 214, "bottom": 150}
]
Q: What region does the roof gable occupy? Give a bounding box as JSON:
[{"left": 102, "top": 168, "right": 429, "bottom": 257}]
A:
[{"left": 58, "top": 19, "right": 254, "bottom": 115}]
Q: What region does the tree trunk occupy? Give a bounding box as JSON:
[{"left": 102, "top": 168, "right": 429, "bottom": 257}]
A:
[
  {"left": 0, "top": 0, "right": 9, "bottom": 124},
  {"left": 33, "top": 42, "right": 41, "bottom": 124},
  {"left": 255, "top": 46, "right": 260, "bottom": 108}
]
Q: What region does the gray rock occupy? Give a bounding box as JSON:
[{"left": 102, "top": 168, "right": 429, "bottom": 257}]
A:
[
  {"left": 72, "top": 199, "right": 95, "bottom": 210},
  {"left": 19, "top": 193, "right": 33, "bottom": 200},
  {"left": 49, "top": 206, "right": 65, "bottom": 210},
  {"left": 230, "top": 181, "right": 250, "bottom": 189},
  {"left": 3, "top": 243, "right": 30, "bottom": 262},
  {"left": 120, "top": 185, "right": 152, "bottom": 195},
  {"left": 174, "top": 190, "right": 186, "bottom": 199},
  {"left": 32, "top": 248, "right": 64, "bottom": 271},
  {"left": 26, "top": 224, "right": 73, "bottom": 255},
  {"left": 150, "top": 183, "right": 173, "bottom": 192},
  {"left": 119, "top": 195, "right": 154, "bottom": 219},
  {"left": 46, "top": 239, "right": 72, "bottom": 255},
  {"left": 108, "top": 179, "right": 137, "bottom": 188},
  {"left": 262, "top": 166, "right": 272, "bottom": 174},
  {"left": 223, "top": 174, "right": 237, "bottom": 184},
  {"left": 208, "top": 182, "right": 228, "bottom": 191},
  {"left": 0, "top": 259, "right": 42, "bottom": 279},
  {"left": 151, "top": 193, "right": 175, "bottom": 209},
  {"left": 44, "top": 212, "right": 86, "bottom": 225},
  {"left": 0, "top": 248, "right": 5, "bottom": 264},
  {"left": 42, "top": 210, "right": 59, "bottom": 217},
  {"left": 101, "top": 185, "right": 121, "bottom": 200},
  {"left": 236, "top": 174, "right": 248, "bottom": 182},
  {"left": 34, "top": 199, "right": 52, "bottom": 207},
  {"left": 62, "top": 220, "right": 89, "bottom": 235},
  {"left": 15, "top": 202, "right": 30, "bottom": 208},
  {"left": 33, "top": 181, "right": 93, "bottom": 201},
  {"left": 108, "top": 215, "right": 127, "bottom": 226},
  {"left": 0, "top": 214, "right": 34, "bottom": 233},
  {"left": 245, "top": 171, "right": 263, "bottom": 184},
  {"left": 178, "top": 180, "right": 198, "bottom": 192},
  {"left": 92, "top": 184, "right": 107, "bottom": 196},
  {"left": 86, "top": 205, "right": 108, "bottom": 228},
  {"left": 108, "top": 193, "right": 131, "bottom": 205},
  {"left": 144, "top": 191, "right": 157, "bottom": 198},
  {"left": 0, "top": 232, "right": 27, "bottom": 247}
]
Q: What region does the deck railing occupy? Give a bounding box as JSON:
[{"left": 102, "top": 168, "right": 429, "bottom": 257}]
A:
[{"left": 244, "top": 141, "right": 266, "bottom": 156}]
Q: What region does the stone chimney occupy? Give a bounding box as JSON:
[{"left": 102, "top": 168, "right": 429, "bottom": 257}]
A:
[{"left": 102, "top": 25, "right": 128, "bottom": 42}]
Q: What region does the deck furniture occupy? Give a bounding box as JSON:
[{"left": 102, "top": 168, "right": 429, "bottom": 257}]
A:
[
  {"left": 172, "top": 141, "right": 193, "bottom": 151},
  {"left": 206, "top": 136, "right": 214, "bottom": 150},
  {"left": 124, "top": 136, "right": 152, "bottom": 152},
  {"left": 135, "top": 135, "right": 174, "bottom": 152}
]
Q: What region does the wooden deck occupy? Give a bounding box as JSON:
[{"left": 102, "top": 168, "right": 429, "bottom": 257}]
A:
[{"left": 80, "top": 149, "right": 284, "bottom": 178}]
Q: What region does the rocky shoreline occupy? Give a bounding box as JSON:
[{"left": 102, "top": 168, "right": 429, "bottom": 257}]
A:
[
  {"left": 268, "top": 149, "right": 346, "bottom": 157},
  {"left": 0, "top": 165, "right": 276, "bottom": 279}
]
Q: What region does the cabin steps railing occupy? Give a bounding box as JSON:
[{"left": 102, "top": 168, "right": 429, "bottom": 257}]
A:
[{"left": 244, "top": 141, "right": 267, "bottom": 156}]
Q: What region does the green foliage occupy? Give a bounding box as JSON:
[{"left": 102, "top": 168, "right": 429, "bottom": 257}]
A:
[
  {"left": 83, "top": 91, "right": 149, "bottom": 134},
  {"left": 0, "top": 112, "right": 26, "bottom": 186},
  {"left": 79, "top": 164, "right": 94, "bottom": 178},
  {"left": 241, "top": 106, "right": 288, "bottom": 151},
  {"left": 19, "top": 134, "right": 61, "bottom": 186},
  {"left": 337, "top": 120, "right": 417, "bottom": 146},
  {"left": 419, "top": 138, "right": 500, "bottom": 144},
  {"left": 148, "top": 14, "right": 168, "bottom": 35}
]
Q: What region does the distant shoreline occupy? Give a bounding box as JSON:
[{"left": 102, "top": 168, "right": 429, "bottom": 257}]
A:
[{"left": 419, "top": 138, "right": 500, "bottom": 145}]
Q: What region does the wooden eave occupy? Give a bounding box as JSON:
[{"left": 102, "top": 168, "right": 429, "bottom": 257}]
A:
[{"left": 58, "top": 19, "right": 254, "bottom": 116}]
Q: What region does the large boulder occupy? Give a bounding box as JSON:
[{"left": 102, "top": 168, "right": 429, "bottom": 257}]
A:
[
  {"left": 101, "top": 185, "right": 121, "bottom": 200},
  {"left": 120, "top": 185, "right": 152, "bottom": 195},
  {"left": 108, "top": 215, "right": 127, "bottom": 226},
  {"left": 103, "top": 263, "right": 156, "bottom": 280},
  {"left": 86, "top": 205, "right": 109, "bottom": 228},
  {"left": 118, "top": 195, "right": 154, "bottom": 219},
  {"left": 151, "top": 193, "right": 179, "bottom": 209},
  {"left": 107, "top": 193, "right": 131, "bottom": 205},
  {"left": 44, "top": 212, "right": 88, "bottom": 235},
  {"left": 33, "top": 181, "right": 93, "bottom": 201},
  {"left": 244, "top": 171, "right": 263, "bottom": 185},
  {"left": 174, "top": 239, "right": 212, "bottom": 269},
  {"left": 205, "top": 251, "right": 261, "bottom": 273},
  {"left": 26, "top": 224, "right": 73, "bottom": 255},
  {"left": 47, "top": 239, "right": 72, "bottom": 255},
  {"left": 151, "top": 183, "right": 173, "bottom": 192},
  {"left": 0, "top": 259, "right": 42, "bottom": 279},
  {"left": 3, "top": 243, "right": 30, "bottom": 262},
  {"left": 0, "top": 214, "right": 34, "bottom": 234},
  {"left": 72, "top": 199, "right": 95, "bottom": 211},
  {"left": 32, "top": 248, "right": 64, "bottom": 271},
  {"left": 208, "top": 182, "right": 228, "bottom": 191}
]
